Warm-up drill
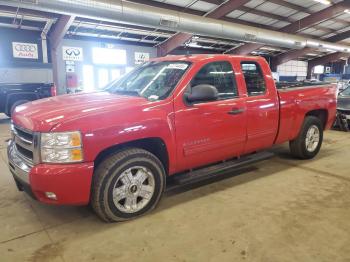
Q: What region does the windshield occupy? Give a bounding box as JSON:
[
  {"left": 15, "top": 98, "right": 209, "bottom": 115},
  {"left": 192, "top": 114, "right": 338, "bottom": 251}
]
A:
[
  {"left": 106, "top": 61, "right": 191, "bottom": 100},
  {"left": 340, "top": 87, "right": 350, "bottom": 96}
]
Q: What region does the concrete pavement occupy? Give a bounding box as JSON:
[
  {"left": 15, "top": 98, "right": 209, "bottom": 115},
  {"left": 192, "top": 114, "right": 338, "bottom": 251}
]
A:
[{"left": 1, "top": 113, "right": 350, "bottom": 262}]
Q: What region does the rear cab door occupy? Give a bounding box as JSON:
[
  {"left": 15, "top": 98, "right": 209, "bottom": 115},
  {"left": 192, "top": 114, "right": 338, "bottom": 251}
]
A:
[
  {"left": 235, "top": 57, "right": 279, "bottom": 154},
  {"left": 173, "top": 57, "right": 247, "bottom": 172}
]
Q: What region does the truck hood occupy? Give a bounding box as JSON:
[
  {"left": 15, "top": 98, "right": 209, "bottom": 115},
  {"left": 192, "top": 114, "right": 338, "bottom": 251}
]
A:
[{"left": 12, "top": 92, "right": 148, "bottom": 131}]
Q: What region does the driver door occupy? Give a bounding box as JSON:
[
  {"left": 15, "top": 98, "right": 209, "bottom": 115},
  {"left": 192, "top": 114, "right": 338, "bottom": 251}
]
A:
[{"left": 174, "top": 60, "right": 247, "bottom": 172}]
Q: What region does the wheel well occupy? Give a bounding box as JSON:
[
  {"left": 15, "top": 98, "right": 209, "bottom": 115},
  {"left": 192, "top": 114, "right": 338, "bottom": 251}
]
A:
[
  {"left": 306, "top": 109, "right": 328, "bottom": 129},
  {"left": 94, "top": 137, "right": 169, "bottom": 174}
]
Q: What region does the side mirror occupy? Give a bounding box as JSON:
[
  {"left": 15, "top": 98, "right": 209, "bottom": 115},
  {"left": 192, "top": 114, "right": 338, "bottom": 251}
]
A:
[{"left": 186, "top": 84, "right": 218, "bottom": 103}]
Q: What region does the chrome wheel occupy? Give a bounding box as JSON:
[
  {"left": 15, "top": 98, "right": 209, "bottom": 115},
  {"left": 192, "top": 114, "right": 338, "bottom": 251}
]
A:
[
  {"left": 112, "top": 166, "right": 155, "bottom": 213},
  {"left": 305, "top": 125, "right": 320, "bottom": 152}
]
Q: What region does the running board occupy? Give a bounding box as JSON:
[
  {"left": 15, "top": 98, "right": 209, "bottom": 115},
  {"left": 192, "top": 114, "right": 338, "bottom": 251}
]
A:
[{"left": 167, "top": 151, "right": 274, "bottom": 189}]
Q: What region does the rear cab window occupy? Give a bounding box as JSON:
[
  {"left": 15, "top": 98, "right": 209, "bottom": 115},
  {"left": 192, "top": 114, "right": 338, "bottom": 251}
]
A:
[
  {"left": 190, "top": 61, "right": 238, "bottom": 100},
  {"left": 240, "top": 62, "right": 266, "bottom": 96}
]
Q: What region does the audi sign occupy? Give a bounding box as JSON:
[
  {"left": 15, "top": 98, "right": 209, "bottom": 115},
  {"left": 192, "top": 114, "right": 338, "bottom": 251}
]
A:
[{"left": 12, "top": 42, "right": 38, "bottom": 59}]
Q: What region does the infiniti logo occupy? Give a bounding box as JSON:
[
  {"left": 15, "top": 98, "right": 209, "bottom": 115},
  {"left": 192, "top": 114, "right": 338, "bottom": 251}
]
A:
[
  {"left": 63, "top": 46, "right": 83, "bottom": 61},
  {"left": 65, "top": 48, "right": 81, "bottom": 56}
]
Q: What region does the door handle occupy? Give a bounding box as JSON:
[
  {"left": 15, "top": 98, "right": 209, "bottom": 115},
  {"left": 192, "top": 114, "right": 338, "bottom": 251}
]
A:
[{"left": 228, "top": 108, "right": 244, "bottom": 115}]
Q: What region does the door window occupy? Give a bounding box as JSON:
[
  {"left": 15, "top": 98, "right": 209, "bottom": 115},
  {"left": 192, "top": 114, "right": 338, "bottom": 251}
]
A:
[
  {"left": 190, "top": 61, "right": 238, "bottom": 100},
  {"left": 241, "top": 62, "right": 266, "bottom": 96}
]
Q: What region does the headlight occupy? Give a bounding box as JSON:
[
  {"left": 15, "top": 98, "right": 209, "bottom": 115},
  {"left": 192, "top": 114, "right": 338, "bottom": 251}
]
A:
[{"left": 40, "top": 131, "right": 83, "bottom": 163}]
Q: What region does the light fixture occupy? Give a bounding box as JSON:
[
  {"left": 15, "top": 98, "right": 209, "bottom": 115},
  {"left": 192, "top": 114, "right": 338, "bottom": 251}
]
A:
[
  {"left": 344, "top": 9, "right": 350, "bottom": 14},
  {"left": 314, "top": 65, "right": 325, "bottom": 74},
  {"left": 313, "top": 0, "right": 331, "bottom": 5}
]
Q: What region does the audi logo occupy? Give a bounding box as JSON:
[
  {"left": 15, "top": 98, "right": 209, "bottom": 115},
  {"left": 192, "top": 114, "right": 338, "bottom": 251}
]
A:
[
  {"left": 65, "top": 48, "right": 81, "bottom": 56},
  {"left": 14, "top": 44, "right": 37, "bottom": 52}
]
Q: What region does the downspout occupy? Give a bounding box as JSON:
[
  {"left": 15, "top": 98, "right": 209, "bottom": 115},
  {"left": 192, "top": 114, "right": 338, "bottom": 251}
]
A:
[
  {"left": 40, "top": 19, "right": 53, "bottom": 63},
  {"left": 344, "top": 59, "right": 348, "bottom": 75}
]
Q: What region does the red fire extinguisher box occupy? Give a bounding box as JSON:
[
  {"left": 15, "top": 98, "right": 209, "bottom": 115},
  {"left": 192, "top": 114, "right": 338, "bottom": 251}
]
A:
[{"left": 66, "top": 72, "right": 78, "bottom": 88}]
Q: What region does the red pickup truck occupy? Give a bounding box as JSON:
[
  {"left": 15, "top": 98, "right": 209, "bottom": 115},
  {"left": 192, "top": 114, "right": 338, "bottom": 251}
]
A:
[{"left": 8, "top": 55, "right": 337, "bottom": 222}]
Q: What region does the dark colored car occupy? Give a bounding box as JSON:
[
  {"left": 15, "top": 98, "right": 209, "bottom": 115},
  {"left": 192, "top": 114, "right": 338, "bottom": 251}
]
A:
[
  {"left": 337, "top": 87, "right": 350, "bottom": 130},
  {"left": 0, "top": 83, "right": 56, "bottom": 117}
]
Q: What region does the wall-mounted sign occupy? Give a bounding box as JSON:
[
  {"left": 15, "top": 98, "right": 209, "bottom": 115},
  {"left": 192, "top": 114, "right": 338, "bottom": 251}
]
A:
[
  {"left": 12, "top": 42, "right": 38, "bottom": 59},
  {"left": 63, "top": 46, "right": 83, "bottom": 61},
  {"left": 325, "top": 66, "right": 331, "bottom": 74},
  {"left": 66, "top": 61, "right": 75, "bottom": 73},
  {"left": 135, "top": 52, "right": 150, "bottom": 64}
]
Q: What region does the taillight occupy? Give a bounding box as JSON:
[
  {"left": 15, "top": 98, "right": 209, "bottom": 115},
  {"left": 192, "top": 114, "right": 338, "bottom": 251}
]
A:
[{"left": 51, "top": 85, "right": 57, "bottom": 96}]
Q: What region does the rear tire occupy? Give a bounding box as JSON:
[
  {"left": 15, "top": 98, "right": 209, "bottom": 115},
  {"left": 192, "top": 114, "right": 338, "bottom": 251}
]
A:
[
  {"left": 91, "top": 148, "right": 165, "bottom": 222},
  {"left": 289, "top": 116, "right": 323, "bottom": 159}
]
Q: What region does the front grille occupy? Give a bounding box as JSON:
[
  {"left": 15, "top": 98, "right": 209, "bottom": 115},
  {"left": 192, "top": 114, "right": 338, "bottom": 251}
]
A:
[
  {"left": 16, "top": 144, "right": 34, "bottom": 161},
  {"left": 13, "top": 125, "right": 35, "bottom": 166},
  {"left": 14, "top": 127, "right": 33, "bottom": 143}
]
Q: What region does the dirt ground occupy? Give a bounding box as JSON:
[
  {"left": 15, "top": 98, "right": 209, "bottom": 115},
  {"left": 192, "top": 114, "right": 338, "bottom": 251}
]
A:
[{"left": 0, "top": 113, "right": 350, "bottom": 262}]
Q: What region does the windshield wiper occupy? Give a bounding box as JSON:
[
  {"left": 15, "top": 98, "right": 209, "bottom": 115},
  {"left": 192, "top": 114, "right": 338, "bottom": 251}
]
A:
[{"left": 112, "top": 89, "right": 140, "bottom": 96}]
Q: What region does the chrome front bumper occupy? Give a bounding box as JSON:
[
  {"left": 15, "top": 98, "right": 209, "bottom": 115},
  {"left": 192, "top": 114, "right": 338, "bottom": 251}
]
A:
[{"left": 7, "top": 140, "right": 32, "bottom": 184}]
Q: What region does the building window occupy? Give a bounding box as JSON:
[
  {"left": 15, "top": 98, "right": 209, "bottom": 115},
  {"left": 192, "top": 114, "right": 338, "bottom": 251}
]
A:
[
  {"left": 92, "top": 47, "right": 126, "bottom": 65},
  {"left": 83, "top": 65, "right": 94, "bottom": 91}
]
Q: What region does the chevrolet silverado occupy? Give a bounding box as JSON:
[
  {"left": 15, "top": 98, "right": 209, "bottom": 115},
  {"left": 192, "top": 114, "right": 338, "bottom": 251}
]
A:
[{"left": 7, "top": 55, "right": 337, "bottom": 222}]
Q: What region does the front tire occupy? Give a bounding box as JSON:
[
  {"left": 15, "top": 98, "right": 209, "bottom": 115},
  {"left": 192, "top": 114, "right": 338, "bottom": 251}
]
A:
[
  {"left": 91, "top": 148, "right": 165, "bottom": 222},
  {"left": 289, "top": 116, "right": 323, "bottom": 159}
]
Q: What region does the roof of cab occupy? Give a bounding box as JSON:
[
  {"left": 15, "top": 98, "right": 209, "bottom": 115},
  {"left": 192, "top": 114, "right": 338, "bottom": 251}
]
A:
[{"left": 150, "top": 54, "right": 265, "bottom": 63}]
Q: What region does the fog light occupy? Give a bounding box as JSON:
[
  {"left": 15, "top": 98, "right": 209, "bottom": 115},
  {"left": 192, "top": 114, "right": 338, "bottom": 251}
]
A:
[{"left": 45, "top": 192, "right": 57, "bottom": 200}]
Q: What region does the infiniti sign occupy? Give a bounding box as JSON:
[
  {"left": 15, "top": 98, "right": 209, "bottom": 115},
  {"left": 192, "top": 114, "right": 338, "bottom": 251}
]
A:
[
  {"left": 12, "top": 42, "right": 38, "bottom": 59},
  {"left": 63, "top": 46, "right": 83, "bottom": 61}
]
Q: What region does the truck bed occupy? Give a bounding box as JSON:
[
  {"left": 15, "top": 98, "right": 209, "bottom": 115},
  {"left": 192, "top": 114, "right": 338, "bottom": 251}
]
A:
[
  {"left": 276, "top": 81, "right": 330, "bottom": 90},
  {"left": 0, "top": 83, "right": 54, "bottom": 114},
  {"left": 275, "top": 83, "right": 337, "bottom": 145}
]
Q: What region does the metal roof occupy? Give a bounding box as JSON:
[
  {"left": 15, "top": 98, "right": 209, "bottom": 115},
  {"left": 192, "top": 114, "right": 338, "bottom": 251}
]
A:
[{"left": 0, "top": 0, "right": 349, "bottom": 61}]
